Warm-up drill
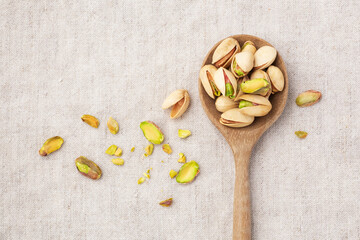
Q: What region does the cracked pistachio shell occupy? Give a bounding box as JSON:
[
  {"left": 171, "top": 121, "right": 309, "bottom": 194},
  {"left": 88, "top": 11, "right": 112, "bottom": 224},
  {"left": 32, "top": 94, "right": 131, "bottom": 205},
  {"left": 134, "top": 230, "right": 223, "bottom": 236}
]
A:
[
  {"left": 107, "top": 117, "right": 119, "bottom": 134},
  {"left": 176, "top": 161, "right": 200, "bottom": 184},
  {"left": 296, "top": 90, "right": 321, "bottom": 107},
  {"left": 212, "top": 38, "right": 240, "bottom": 68},
  {"left": 81, "top": 115, "right": 99, "bottom": 128},
  {"left": 39, "top": 136, "right": 64, "bottom": 156},
  {"left": 240, "top": 78, "right": 271, "bottom": 97},
  {"left": 230, "top": 52, "right": 254, "bottom": 78},
  {"left": 215, "top": 95, "right": 238, "bottom": 113},
  {"left": 233, "top": 76, "right": 248, "bottom": 101},
  {"left": 220, "top": 108, "right": 255, "bottom": 128},
  {"left": 140, "top": 121, "right": 164, "bottom": 144},
  {"left": 214, "top": 67, "right": 237, "bottom": 99},
  {"left": 178, "top": 129, "right": 191, "bottom": 138},
  {"left": 267, "top": 66, "right": 284, "bottom": 92},
  {"left": 241, "top": 41, "right": 256, "bottom": 54},
  {"left": 162, "top": 144, "right": 172, "bottom": 154},
  {"left": 159, "top": 198, "right": 173, "bottom": 207},
  {"left": 162, "top": 89, "right": 190, "bottom": 119},
  {"left": 75, "top": 156, "right": 102, "bottom": 180},
  {"left": 238, "top": 94, "right": 272, "bottom": 117},
  {"left": 254, "top": 46, "right": 277, "bottom": 70},
  {"left": 199, "top": 65, "right": 220, "bottom": 99}
]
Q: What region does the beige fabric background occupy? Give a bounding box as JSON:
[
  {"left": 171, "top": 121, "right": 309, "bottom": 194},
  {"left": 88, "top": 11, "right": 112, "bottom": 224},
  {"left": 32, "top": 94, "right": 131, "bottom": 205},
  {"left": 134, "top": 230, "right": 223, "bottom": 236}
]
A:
[{"left": 1, "top": 0, "right": 360, "bottom": 239}]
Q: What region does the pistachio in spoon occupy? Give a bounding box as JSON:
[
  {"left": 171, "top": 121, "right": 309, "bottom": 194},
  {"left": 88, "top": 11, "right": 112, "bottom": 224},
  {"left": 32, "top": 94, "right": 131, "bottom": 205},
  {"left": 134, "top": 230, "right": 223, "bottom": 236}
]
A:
[{"left": 214, "top": 67, "right": 237, "bottom": 99}]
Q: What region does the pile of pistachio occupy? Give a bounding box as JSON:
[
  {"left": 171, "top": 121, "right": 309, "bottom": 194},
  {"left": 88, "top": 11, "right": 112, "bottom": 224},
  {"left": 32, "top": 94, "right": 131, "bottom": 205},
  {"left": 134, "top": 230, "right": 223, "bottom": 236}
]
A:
[{"left": 200, "top": 38, "right": 285, "bottom": 127}]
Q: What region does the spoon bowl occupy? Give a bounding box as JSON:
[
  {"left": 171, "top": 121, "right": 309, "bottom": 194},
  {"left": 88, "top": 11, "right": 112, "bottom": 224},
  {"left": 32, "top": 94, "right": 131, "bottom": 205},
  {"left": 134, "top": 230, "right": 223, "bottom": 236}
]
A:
[{"left": 198, "top": 35, "right": 288, "bottom": 239}]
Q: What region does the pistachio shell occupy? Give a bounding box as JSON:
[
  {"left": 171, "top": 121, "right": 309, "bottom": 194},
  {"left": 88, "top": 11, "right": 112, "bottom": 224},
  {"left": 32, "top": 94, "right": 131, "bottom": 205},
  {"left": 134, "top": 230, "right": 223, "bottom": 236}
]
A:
[
  {"left": 75, "top": 156, "right": 102, "bottom": 180},
  {"left": 140, "top": 121, "right": 164, "bottom": 144},
  {"left": 176, "top": 161, "right": 200, "bottom": 184},
  {"left": 199, "top": 65, "right": 220, "bottom": 99},
  {"left": 220, "top": 108, "right": 255, "bottom": 128},
  {"left": 215, "top": 95, "right": 238, "bottom": 113},
  {"left": 212, "top": 38, "right": 240, "bottom": 68},
  {"left": 254, "top": 46, "right": 277, "bottom": 70},
  {"left": 39, "top": 136, "right": 64, "bottom": 156},
  {"left": 230, "top": 52, "right": 254, "bottom": 78},
  {"left": 238, "top": 94, "right": 272, "bottom": 117},
  {"left": 241, "top": 41, "right": 256, "bottom": 54},
  {"left": 81, "top": 115, "right": 100, "bottom": 128},
  {"left": 267, "top": 66, "right": 284, "bottom": 92},
  {"left": 240, "top": 78, "right": 271, "bottom": 97},
  {"left": 162, "top": 89, "right": 190, "bottom": 119},
  {"left": 213, "top": 67, "right": 237, "bottom": 99},
  {"left": 296, "top": 90, "right": 322, "bottom": 107}
]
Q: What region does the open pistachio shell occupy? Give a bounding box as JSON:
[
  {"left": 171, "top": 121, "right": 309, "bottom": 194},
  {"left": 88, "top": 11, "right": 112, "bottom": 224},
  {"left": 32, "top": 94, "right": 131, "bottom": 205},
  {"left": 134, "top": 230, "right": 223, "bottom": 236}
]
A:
[
  {"left": 162, "top": 89, "right": 190, "bottom": 119},
  {"left": 240, "top": 78, "right": 271, "bottom": 97},
  {"left": 241, "top": 41, "right": 256, "bottom": 54},
  {"left": 267, "top": 65, "right": 284, "bottom": 92},
  {"left": 238, "top": 94, "right": 272, "bottom": 117},
  {"left": 213, "top": 67, "right": 237, "bottom": 99},
  {"left": 199, "top": 65, "right": 220, "bottom": 99},
  {"left": 215, "top": 96, "right": 238, "bottom": 113},
  {"left": 254, "top": 46, "right": 277, "bottom": 70},
  {"left": 233, "top": 76, "right": 248, "bottom": 101},
  {"left": 230, "top": 52, "right": 254, "bottom": 78},
  {"left": 212, "top": 38, "right": 240, "bottom": 68},
  {"left": 220, "top": 108, "right": 254, "bottom": 128}
]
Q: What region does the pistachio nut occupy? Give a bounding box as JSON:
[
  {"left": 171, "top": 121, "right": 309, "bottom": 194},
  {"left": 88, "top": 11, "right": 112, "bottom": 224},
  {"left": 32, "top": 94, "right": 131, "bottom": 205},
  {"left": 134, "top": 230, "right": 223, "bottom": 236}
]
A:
[
  {"left": 267, "top": 66, "right": 284, "bottom": 93},
  {"left": 138, "top": 177, "right": 146, "bottom": 185},
  {"left": 254, "top": 46, "right": 277, "bottom": 70},
  {"left": 296, "top": 90, "right": 321, "bottom": 107},
  {"left": 176, "top": 160, "right": 200, "bottom": 184},
  {"left": 107, "top": 117, "right": 119, "bottom": 134},
  {"left": 199, "top": 65, "right": 220, "bottom": 99},
  {"left": 295, "top": 131, "right": 308, "bottom": 139},
  {"left": 114, "top": 147, "right": 123, "bottom": 157},
  {"left": 39, "top": 136, "right": 64, "bottom": 156},
  {"left": 143, "top": 172, "right": 150, "bottom": 179},
  {"left": 131, "top": 147, "right": 135, "bottom": 152},
  {"left": 81, "top": 115, "right": 99, "bottom": 128},
  {"left": 159, "top": 198, "right": 173, "bottom": 207},
  {"left": 178, "top": 129, "right": 191, "bottom": 138},
  {"left": 233, "top": 76, "right": 248, "bottom": 101},
  {"left": 169, "top": 169, "right": 178, "bottom": 179},
  {"left": 238, "top": 94, "right": 272, "bottom": 117},
  {"left": 212, "top": 37, "right": 240, "bottom": 68},
  {"left": 178, "top": 153, "right": 186, "bottom": 163},
  {"left": 214, "top": 67, "right": 237, "bottom": 99},
  {"left": 75, "top": 156, "right": 102, "bottom": 180},
  {"left": 162, "top": 144, "right": 172, "bottom": 154},
  {"left": 215, "top": 95, "right": 238, "bottom": 113},
  {"left": 162, "top": 89, "right": 190, "bottom": 119},
  {"left": 144, "top": 144, "right": 154, "bottom": 157},
  {"left": 230, "top": 52, "right": 254, "bottom": 78},
  {"left": 241, "top": 40, "right": 256, "bottom": 54},
  {"left": 249, "top": 70, "right": 272, "bottom": 98},
  {"left": 112, "top": 158, "right": 124, "bottom": 165},
  {"left": 220, "top": 108, "right": 255, "bottom": 128},
  {"left": 140, "top": 121, "right": 164, "bottom": 144},
  {"left": 105, "top": 145, "right": 117, "bottom": 155},
  {"left": 240, "top": 78, "right": 271, "bottom": 97}
]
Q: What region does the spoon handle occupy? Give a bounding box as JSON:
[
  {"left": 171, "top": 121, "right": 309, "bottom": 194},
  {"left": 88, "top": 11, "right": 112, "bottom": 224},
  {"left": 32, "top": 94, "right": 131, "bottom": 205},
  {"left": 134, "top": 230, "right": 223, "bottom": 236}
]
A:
[{"left": 233, "top": 148, "right": 252, "bottom": 240}]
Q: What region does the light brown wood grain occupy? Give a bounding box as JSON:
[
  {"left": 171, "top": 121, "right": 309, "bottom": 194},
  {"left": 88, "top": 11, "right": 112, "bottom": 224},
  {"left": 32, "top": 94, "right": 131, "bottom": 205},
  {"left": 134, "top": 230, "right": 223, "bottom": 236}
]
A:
[{"left": 198, "top": 35, "right": 288, "bottom": 240}]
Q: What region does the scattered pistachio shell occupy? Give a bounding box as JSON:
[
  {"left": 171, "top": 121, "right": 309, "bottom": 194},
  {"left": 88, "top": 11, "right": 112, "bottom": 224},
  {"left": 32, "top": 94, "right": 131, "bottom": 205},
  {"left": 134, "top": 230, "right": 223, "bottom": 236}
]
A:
[
  {"left": 162, "top": 144, "right": 172, "bottom": 154},
  {"left": 39, "top": 136, "right": 64, "bottom": 156},
  {"left": 212, "top": 37, "right": 240, "bottom": 68},
  {"left": 241, "top": 40, "right": 256, "bottom": 54},
  {"left": 240, "top": 78, "right": 271, "bottom": 96},
  {"left": 75, "top": 156, "right": 102, "bottom": 180},
  {"left": 81, "top": 115, "right": 100, "bottom": 128},
  {"left": 138, "top": 177, "right": 146, "bottom": 185},
  {"left": 267, "top": 66, "right": 284, "bottom": 92},
  {"left": 176, "top": 161, "right": 200, "bottom": 184},
  {"left": 254, "top": 46, "right": 277, "bottom": 70},
  {"left": 220, "top": 108, "right": 255, "bottom": 128},
  {"left": 296, "top": 90, "right": 322, "bottom": 107},
  {"left": 105, "top": 145, "right": 117, "bottom": 155},
  {"left": 131, "top": 147, "right": 135, "bottom": 152},
  {"left": 114, "top": 147, "right": 123, "bottom": 157},
  {"left": 169, "top": 170, "right": 177, "bottom": 179},
  {"left": 107, "top": 117, "right": 119, "bottom": 134},
  {"left": 295, "top": 131, "right": 308, "bottom": 139},
  {"left": 178, "top": 129, "right": 191, "bottom": 138},
  {"left": 159, "top": 198, "right": 173, "bottom": 207},
  {"left": 140, "top": 121, "right": 164, "bottom": 144},
  {"left": 215, "top": 95, "right": 238, "bottom": 113},
  {"left": 199, "top": 65, "right": 220, "bottom": 99},
  {"left": 144, "top": 144, "right": 154, "bottom": 157},
  {"left": 112, "top": 158, "right": 124, "bottom": 165},
  {"left": 178, "top": 153, "right": 186, "bottom": 163},
  {"left": 162, "top": 89, "right": 190, "bottom": 119}
]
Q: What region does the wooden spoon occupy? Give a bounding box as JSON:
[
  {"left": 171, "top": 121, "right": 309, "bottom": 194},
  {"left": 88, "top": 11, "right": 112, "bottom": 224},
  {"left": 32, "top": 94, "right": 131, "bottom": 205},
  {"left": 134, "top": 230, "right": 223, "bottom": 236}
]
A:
[{"left": 198, "top": 35, "right": 288, "bottom": 240}]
